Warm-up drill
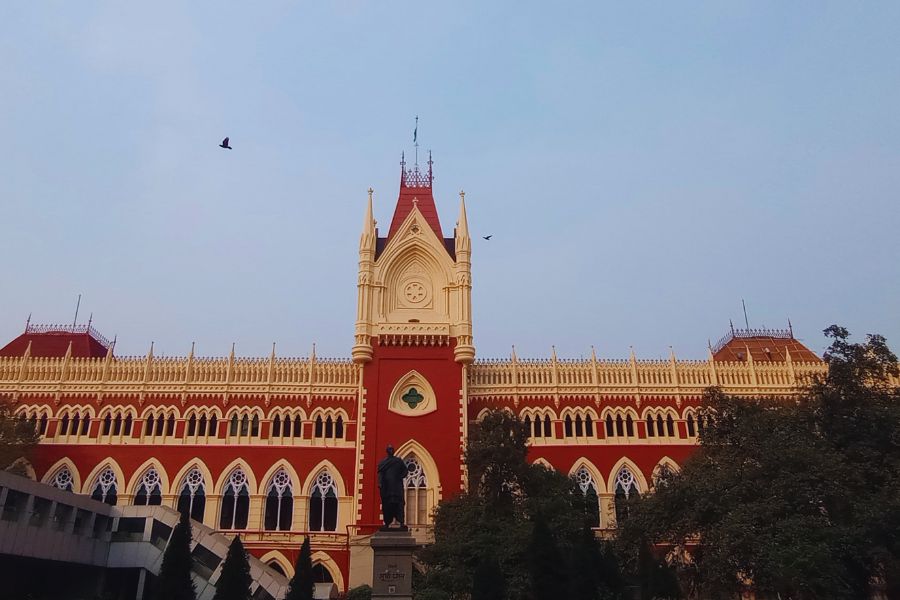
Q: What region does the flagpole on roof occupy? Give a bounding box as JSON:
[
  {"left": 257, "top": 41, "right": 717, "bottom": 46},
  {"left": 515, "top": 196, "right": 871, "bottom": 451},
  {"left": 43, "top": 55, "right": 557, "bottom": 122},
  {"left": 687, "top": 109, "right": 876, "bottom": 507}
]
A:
[
  {"left": 72, "top": 294, "right": 82, "bottom": 329},
  {"left": 414, "top": 115, "right": 419, "bottom": 166}
]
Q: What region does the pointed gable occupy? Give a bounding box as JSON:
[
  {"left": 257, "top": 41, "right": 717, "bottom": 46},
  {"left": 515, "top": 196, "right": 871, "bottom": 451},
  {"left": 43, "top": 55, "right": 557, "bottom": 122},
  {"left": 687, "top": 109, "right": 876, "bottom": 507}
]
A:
[{"left": 386, "top": 157, "right": 443, "bottom": 242}]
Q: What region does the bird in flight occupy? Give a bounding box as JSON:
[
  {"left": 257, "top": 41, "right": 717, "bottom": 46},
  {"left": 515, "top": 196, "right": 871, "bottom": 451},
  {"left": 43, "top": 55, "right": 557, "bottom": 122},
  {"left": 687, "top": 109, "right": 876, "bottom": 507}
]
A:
[
  {"left": 483, "top": 235, "right": 492, "bottom": 240},
  {"left": 219, "top": 137, "right": 232, "bottom": 150}
]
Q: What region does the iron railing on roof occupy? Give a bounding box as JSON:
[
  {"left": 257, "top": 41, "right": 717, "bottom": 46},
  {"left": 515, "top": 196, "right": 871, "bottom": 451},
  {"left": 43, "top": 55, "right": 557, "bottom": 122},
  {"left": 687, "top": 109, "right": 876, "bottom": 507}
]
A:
[
  {"left": 25, "top": 323, "right": 112, "bottom": 350},
  {"left": 711, "top": 327, "right": 793, "bottom": 355}
]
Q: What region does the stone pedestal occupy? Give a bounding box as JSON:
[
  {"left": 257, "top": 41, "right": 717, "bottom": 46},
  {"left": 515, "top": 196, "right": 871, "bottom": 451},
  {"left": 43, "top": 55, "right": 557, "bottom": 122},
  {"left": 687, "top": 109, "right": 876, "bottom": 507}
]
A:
[{"left": 370, "top": 529, "right": 417, "bottom": 600}]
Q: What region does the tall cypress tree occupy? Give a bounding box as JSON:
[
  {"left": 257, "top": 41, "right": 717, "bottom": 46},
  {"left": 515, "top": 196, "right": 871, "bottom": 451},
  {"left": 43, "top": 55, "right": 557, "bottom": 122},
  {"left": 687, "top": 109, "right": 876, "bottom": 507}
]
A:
[
  {"left": 213, "top": 535, "right": 253, "bottom": 600},
  {"left": 284, "top": 537, "right": 315, "bottom": 600},
  {"left": 154, "top": 509, "right": 197, "bottom": 600}
]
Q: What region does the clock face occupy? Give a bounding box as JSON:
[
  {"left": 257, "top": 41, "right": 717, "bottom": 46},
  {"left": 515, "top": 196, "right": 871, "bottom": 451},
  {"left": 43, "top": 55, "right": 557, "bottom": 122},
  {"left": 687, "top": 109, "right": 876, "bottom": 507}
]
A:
[{"left": 404, "top": 281, "right": 427, "bottom": 304}]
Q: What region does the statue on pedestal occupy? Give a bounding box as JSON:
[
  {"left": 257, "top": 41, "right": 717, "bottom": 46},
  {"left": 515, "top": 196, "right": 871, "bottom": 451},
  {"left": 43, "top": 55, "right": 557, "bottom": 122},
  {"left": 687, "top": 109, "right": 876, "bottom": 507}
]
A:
[{"left": 377, "top": 445, "right": 407, "bottom": 530}]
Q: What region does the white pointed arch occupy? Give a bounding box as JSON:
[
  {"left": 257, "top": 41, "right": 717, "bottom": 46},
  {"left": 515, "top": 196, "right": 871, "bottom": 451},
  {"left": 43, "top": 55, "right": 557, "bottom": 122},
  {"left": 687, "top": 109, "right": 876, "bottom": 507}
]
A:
[
  {"left": 259, "top": 460, "right": 302, "bottom": 493},
  {"left": 82, "top": 458, "right": 126, "bottom": 495},
  {"left": 531, "top": 457, "right": 554, "bottom": 470},
  {"left": 126, "top": 458, "right": 170, "bottom": 497},
  {"left": 311, "top": 550, "right": 345, "bottom": 592},
  {"left": 171, "top": 459, "right": 215, "bottom": 496},
  {"left": 393, "top": 439, "right": 441, "bottom": 502},
  {"left": 42, "top": 457, "right": 82, "bottom": 491},
  {"left": 651, "top": 456, "right": 681, "bottom": 488},
  {"left": 568, "top": 458, "right": 607, "bottom": 493},
  {"left": 301, "top": 459, "right": 347, "bottom": 497},
  {"left": 259, "top": 550, "right": 294, "bottom": 578},
  {"left": 214, "top": 458, "right": 258, "bottom": 495},
  {"left": 606, "top": 457, "right": 649, "bottom": 495}
]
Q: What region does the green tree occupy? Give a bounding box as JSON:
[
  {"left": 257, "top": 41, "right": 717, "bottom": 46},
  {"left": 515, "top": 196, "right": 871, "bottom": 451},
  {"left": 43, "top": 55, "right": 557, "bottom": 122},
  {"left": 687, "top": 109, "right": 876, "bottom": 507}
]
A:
[
  {"left": 213, "top": 536, "right": 253, "bottom": 600},
  {"left": 345, "top": 585, "right": 372, "bottom": 600},
  {"left": 416, "top": 409, "right": 625, "bottom": 600},
  {"left": 284, "top": 537, "right": 314, "bottom": 600},
  {"left": 0, "top": 395, "right": 39, "bottom": 473},
  {"left": 618, "top": 326, "right": 900, "bottom": 599},
  {"left": 153, "top": 509, "right": 197, "bottom": 600}
]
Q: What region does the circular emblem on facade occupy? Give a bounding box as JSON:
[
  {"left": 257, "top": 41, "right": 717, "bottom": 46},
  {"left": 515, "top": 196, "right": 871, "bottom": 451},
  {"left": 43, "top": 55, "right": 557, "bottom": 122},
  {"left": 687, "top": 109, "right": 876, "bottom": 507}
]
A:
[{"left": 404, "top": 281, "right": 427, "bottom": 304}]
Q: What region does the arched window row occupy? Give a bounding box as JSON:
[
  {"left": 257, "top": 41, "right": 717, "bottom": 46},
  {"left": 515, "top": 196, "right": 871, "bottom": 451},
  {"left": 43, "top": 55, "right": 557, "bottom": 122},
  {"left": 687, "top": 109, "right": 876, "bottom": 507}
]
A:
[
  {"left": 644, "top": 409, "right": 677, "bottom": 439},
  {"left": 227, "top": 409, "right": 262, "bottom": 439},
  {"left": 184, "top": 409, "right": 220, "bottom": 441},
  {"left": 143, "top": 409, "right": 178, "bottom": 440},
  {"left": 521, "top": 410, "right": 555, "bottom": 439},
  {"left": 56, "top": 407, "right": 94, "bottom": 439},
  {"left": 603, "top": 411, "right": 638, "bottom": 439},
  {"left": 311, "top": 413, "right": 345, "bottom": 441},
  {"left": 99, "top": 408, "right": 136, "bottom": 439},
  {"left": 562, "top": 409, "right": 597, "bottom": 439},
  {"left": 15, "top": 407, "right": 51, "bottom": 437},
  {"left": 270, "top": 411, "right": 304, "bottom": 440}
]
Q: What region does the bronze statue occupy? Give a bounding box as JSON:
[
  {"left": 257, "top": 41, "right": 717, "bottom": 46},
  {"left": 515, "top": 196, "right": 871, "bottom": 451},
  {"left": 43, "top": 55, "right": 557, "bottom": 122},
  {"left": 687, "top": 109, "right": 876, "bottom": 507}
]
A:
[{"left": 377, "top": 445, "right": 407, "bottom": 529}]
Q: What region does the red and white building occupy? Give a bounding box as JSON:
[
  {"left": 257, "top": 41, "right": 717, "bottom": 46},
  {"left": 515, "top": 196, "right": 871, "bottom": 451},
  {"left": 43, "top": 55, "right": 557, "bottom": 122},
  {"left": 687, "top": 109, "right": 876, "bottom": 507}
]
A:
[{"left": 0, "top": 157, "right": 825, "bottom": 592}]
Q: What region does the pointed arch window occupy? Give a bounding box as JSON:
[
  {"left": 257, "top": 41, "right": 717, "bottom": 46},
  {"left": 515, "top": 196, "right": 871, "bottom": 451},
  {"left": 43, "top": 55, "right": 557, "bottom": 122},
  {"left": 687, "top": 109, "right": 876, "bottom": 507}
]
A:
[
  {"left": 145, "top": 415, "right": 155, "bottom": 436},
  {"left": 124, "top": 414, "right": 132, "bottom": 435},
  {"left": 51, "top": 467, "right": 74, "bottom": 492},
  {"left": 81, "top": 414, "right": 90, "bottom": 436},
  {"left": 646, "top": 415, "right": 655, "bottom": 437},
  {"left": 585, "top": 414, "right": 593, "bottom": 436},
  {"left": 60, "top": 413, "right": 70, "bottom": 436},
  {"left": 272, "top": 415, "right": 282, "bottom": 438},
  {"left": 615, "top": 415, "right": 624, "bottom": 437},
  {"left": 666, "top": 415, "right": 675, "bottom": 437},
  {"left": 293, "top": 415, "right": 302, "bottom": 438},
  {"left": 313, "top": 564, "right": 334, "bottom": 583},
  {"left": 574, "top": 467, "right": 600, "bottom": 528},
  {"left": 188, "top": 415, "right": 197, "bottom": 437},
  {"left": 220, "top": 469, "right": 250, "bottom": 529},
  {"left": 39, "top": 414, "right": 48, "bottom": 435},
  {"left": 209, "top": 415, "right": 217, "bottom": 437},
  {"left": 625, "top": 415, "right": 635, "bottom": 437},
  {"left": 605, "top": 415, "right": 614, "bottom": 437},
  {"left": 264, "top": 469, "right": 293, "bottom": 531},
  {"left": 251, "top": 415, "right": 260, "bottom": 437},
  {"left": 335, "top": 416, "right": 344, "bottom": 439},
  {"left": 309, "top": 471, "right": 338, "bottom": 532},
  {"left": 166, "top": 415, "right": 175, "bottom": 436},
  {"left": 90, "top": 468, "right": 118, "bottom": 505},
  {"left": 113, "top": 414, "right": 122, "bottom": 435},
  {"left": 72, "top": 413, "right": 81, "bottom": 436},
  {"left": 155, "top": 415, "right": 164, "bottom": 436},
  {"left": 614, "top": 467, "right": 640, "bottom": 525},
  {"left": 404, "top": 457, "right": 429, "bottom": 526},
  {"left": 103, "top": 414, "right": 112, "bottom": 436},
  {"left": 575, "top": 415, "right": 584, "bottom": 437},
  {"left": 177, "top": 468, "right": 206, "bottom": 522},
  {"left": 523, "top": 415, "right": 532, "bottom": 439},
  {"left": 314, "top": 416, "right": 324, "bottom": 438},
  {"left": 564, "top": 415, "right": 573, "bottom": 437},
  {"left": 134, "top": 469, "right": 162, "bottom": 506},
  {"left": 230, "top": 414, "right": 239, "bottom": 436},
  {"left": 686, "top": 414, "right": 696, "bottom": 437},
  {"left": 656, "top": 415, "right": 664, "bottom": 437}
]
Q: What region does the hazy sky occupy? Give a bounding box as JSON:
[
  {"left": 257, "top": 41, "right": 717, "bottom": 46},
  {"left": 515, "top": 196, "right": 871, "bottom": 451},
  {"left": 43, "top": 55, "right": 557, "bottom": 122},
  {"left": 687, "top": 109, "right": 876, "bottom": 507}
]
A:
[{"left": 2, "top": 2, "right": 898, "bottom": 360}]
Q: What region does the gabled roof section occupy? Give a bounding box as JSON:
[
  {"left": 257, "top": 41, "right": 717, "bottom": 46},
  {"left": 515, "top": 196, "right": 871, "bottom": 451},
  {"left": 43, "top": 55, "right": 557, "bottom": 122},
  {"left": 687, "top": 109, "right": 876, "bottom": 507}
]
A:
[
  {"left": 386, "top": 155, "right": 443, "bottom": 242},
  {"left": 0, "top": 323, "right": 112, "bottom": 358},
  {"left": 711, "top": 325, "right": 821, "bottom": 362}
]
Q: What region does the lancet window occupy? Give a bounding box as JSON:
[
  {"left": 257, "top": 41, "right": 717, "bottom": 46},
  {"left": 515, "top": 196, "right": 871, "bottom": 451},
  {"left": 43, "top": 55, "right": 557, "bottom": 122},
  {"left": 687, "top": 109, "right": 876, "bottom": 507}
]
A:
[
  {"left": 563, "top": 410, "right": 595, "bottom": 439},
  {"left": 404, "top": 457, "right": 429, "bottom": 526},
  {"left": 308, "top": 471, "right": 338, "bottom": 532},
  {"left": 228, "top": 410, "right": 260, "bottom": 441},
  {"left": 143, "top": 409, "right": 178, "bottom": 441},
  {"left": 134, "top": 468, "right": 163, "bottom": 506},
  {"left": 614, "top": 467, "right": 640, "bottom": 524},
  {"left": 184, "top": 410, "right": 218, "bottom": 443},
  {"left": 270, "top": 411, "right": 304, "bottom": 442},
  {"left": 264, "top": 468, "right": 294, "bottom": 531},
  {"left": 176, "top": 468, "right": 206, "bottom": 522},
  {"left": 604, "top": 410, "right": 636, "bottom": 440},
  {"left": 219, "top": 469, "right": 250, "bottom": 529},
  {"left": 90, "top": 468, "right": 118, "bottom": 505},
  {"left": 574, "top": 466, "right": 600, "bottom": 528},
  {"left": 57, "top": 408, "right": 91, "bottom": 439},
  {"left": 50, "top": 467, "right": 74, "bottom": 492}
]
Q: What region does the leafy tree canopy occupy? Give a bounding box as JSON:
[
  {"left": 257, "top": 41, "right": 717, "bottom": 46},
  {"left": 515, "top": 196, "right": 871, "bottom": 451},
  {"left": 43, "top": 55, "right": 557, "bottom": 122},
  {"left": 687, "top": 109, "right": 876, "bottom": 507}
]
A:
[
  {"left": 0, "top": 395, "right": 39, "bottom": 474},
  {"left": 416, "top": 409, "right": 625, "bottom": 600},
  {"left": 618, "top": 326, "right": 900, "bottom": 599}
]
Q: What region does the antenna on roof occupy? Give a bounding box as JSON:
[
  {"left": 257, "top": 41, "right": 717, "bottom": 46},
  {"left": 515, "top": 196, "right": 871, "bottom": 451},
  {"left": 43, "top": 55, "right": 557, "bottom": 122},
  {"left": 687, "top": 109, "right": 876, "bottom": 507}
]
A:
[
  {"left": 741, "top": 299, "right": 750, "bottom": 330},
  {"left": 788, "top": 318, "right": 794, "bottom": 338},
  {"left": 25, "top": 313, "right": 31, "bottom": 332},
  {"left": 413, "top": 115, "right": 419, "bottom": 166},
  {"left": 72, "top": 294, "right": 82, "bottom": 328}
]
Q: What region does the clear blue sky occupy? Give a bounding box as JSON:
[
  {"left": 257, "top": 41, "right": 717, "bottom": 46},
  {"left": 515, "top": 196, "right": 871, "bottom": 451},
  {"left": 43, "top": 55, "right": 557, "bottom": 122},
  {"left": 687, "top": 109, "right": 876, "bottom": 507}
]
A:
[{"left": 2, "top": 2, "right": 898, "bottom": 359}]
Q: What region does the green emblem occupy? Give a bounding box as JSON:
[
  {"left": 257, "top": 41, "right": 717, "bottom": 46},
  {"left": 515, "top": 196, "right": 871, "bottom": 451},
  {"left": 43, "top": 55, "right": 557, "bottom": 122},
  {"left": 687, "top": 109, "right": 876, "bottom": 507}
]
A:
[{"left": 402, "top": 387, "right": 425, "bottom": 409}]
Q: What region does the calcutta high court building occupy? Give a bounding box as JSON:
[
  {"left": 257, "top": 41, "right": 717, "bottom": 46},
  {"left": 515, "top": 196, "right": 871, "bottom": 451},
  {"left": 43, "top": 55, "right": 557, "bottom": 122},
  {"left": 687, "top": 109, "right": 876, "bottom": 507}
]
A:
[{"left": 0, "top": 157, "right": 826, "bottom": 593}]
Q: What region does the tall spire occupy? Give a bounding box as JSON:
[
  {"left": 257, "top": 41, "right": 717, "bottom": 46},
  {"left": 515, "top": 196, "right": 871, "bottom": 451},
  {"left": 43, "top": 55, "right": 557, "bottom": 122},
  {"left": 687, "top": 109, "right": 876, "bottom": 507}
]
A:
[
  {"left": 360, "top": 187, "right": 376, "bottom": 251},
  {"left": 455, "top": 190, "right": 471, "bottom": 256}
]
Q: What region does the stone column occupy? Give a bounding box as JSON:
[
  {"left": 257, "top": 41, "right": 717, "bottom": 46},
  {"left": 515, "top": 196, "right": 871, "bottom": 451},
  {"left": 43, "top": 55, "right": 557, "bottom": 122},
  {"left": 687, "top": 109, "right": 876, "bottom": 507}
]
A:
[{"left": 370, "top": 530, "right": 417, "bottom": 600}]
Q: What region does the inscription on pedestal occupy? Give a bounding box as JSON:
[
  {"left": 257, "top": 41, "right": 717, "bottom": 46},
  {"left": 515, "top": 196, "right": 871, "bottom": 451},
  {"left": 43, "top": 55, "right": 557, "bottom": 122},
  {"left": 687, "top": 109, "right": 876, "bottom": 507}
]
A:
[{"left": 371, "top": 530, "right": 416, "bottom": 600}]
